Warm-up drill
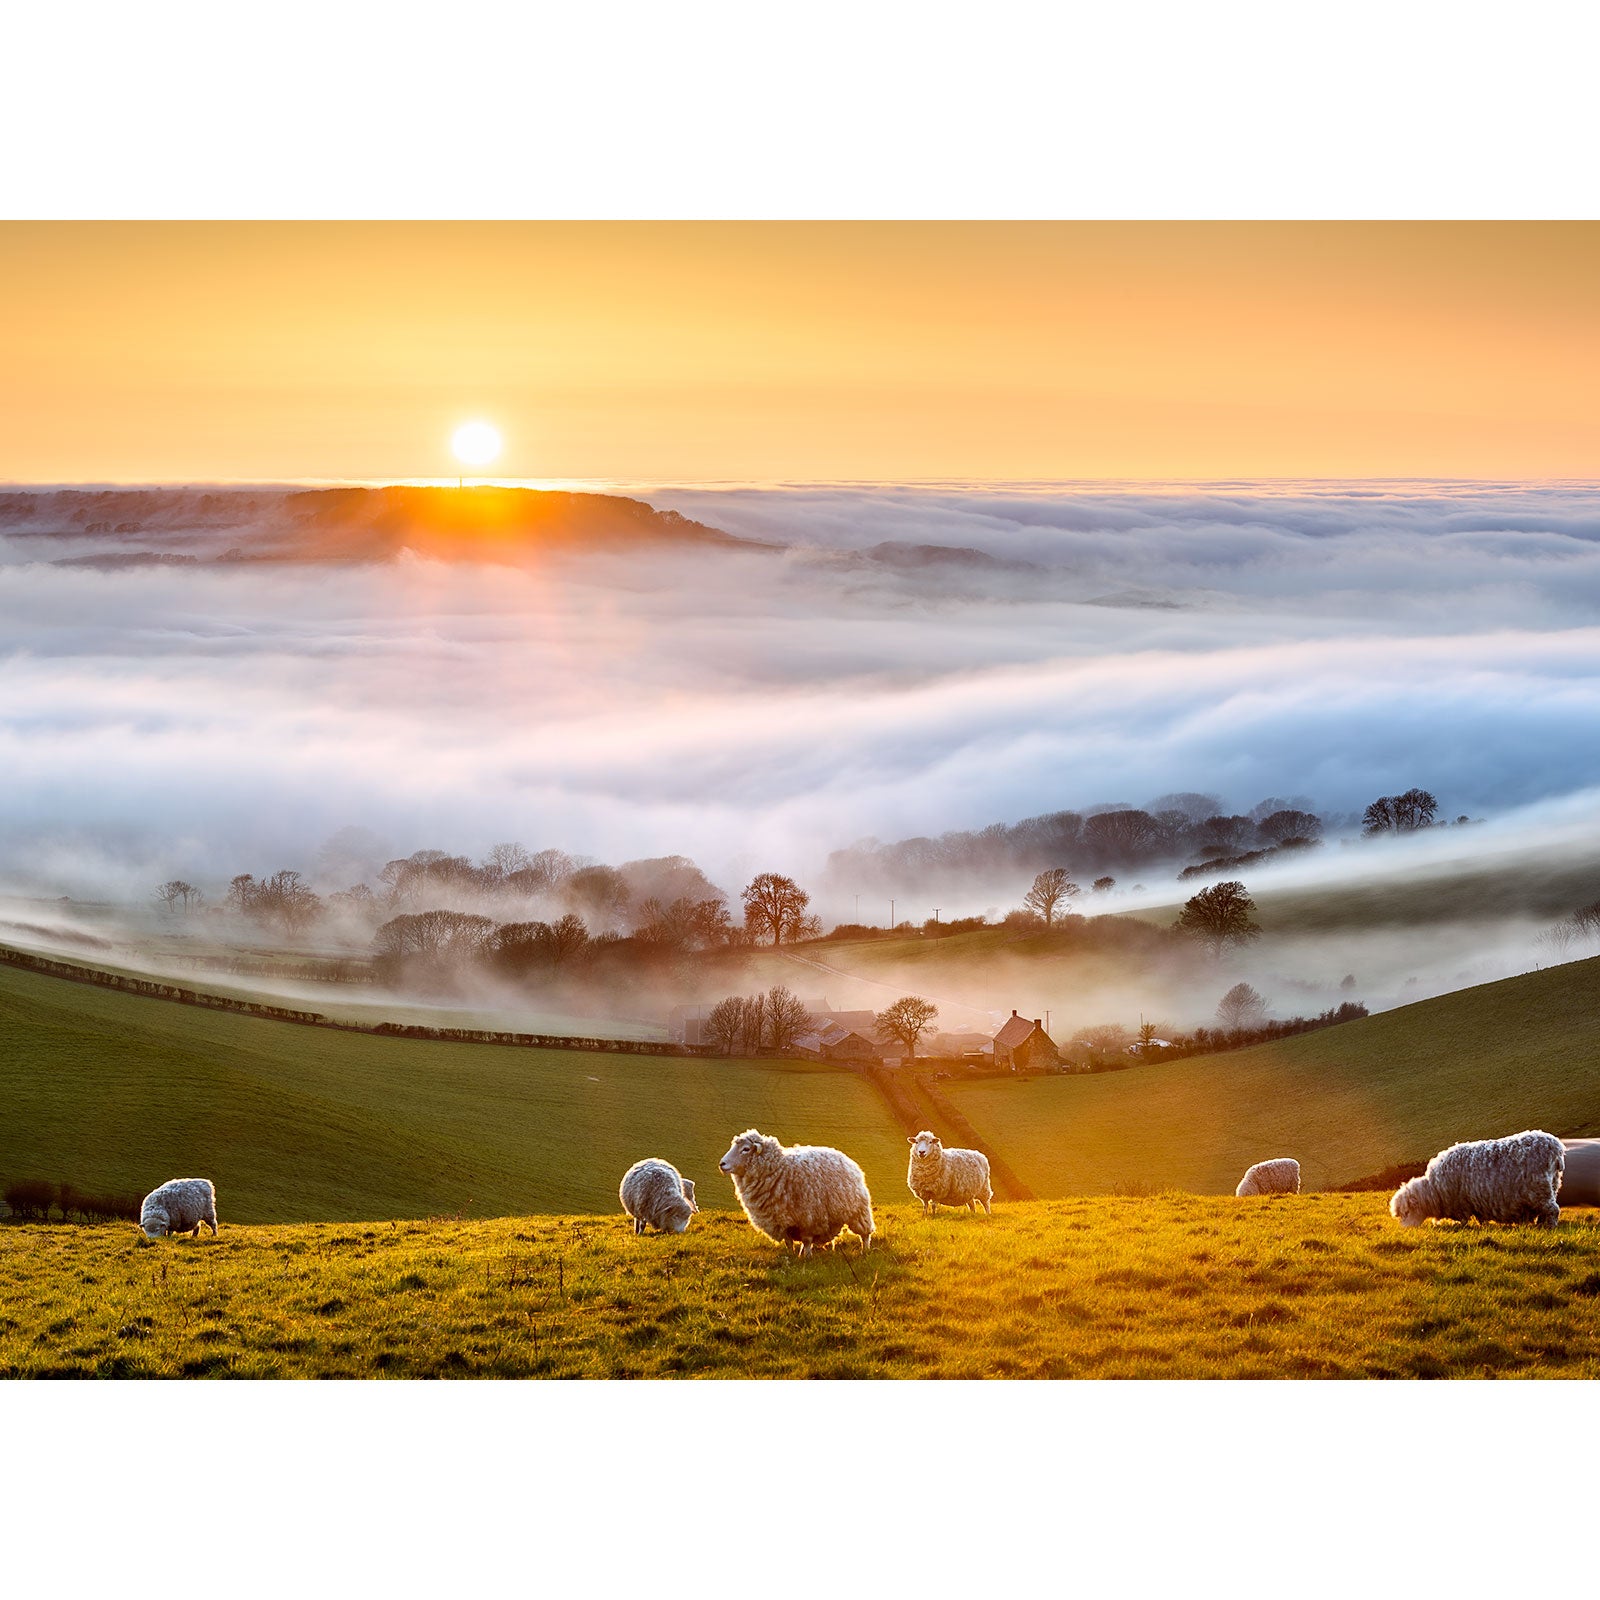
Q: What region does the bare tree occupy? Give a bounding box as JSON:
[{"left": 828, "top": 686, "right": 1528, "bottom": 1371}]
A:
[
  {"left": 741, "top": 872, "right": 818, "bottom": 946},
  {"left": 764, "top": 986, "right": 814, "bottom": 1054},
  {"left": 1092, "top": 876, "right": 1116, "bottom": 895},
  {"left": 1534, "top": 920, "right": 1579, "bottom": 963},
  {"left": 1176, "top": 880, "right": 1262, "bottom": 957},
  {"left": 737, "top": 993, "right": 767, "bottom": 1054},
  {"left": 874, "top": 995, "right": 939, "bottom": 1064},
  {"left": 1216, "top": 981, "right": 1268, "bottom": 1030},
  {"left": 705, "top": 996, "right": 746, "bottom": 1055},
  {"left": 481, "top": 842, "right": 534, "bottom": 883},
  {"left": 1023, "top": 868, "right": 1079, "bottom": 927},
  {"left": 155, "top": 879, "right": 200, "bottom": 915}
]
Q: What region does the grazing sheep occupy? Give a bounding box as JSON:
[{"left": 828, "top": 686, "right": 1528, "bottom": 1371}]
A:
[
  {"left": 906, "top": 1131, "right": 993, "bottom": 1216},
  {"left": 1558, "top": 1139, "right": 1600, "bottom": 1207},
  {"left": 1390, "top": 1130, "right": 1565, "bottom": 1228},
  {"left": 1236, "top": 1158, "right": 1301, "bottom": 1198},
  {"left": 139, "top": 1177, "right": 218, "bottom": 1241},
  {"left": 619, "top": 1158, "right": 698, "bottom": 1235},
  {"left": 718, "top": 1128, "right": 874, "bottom": 1257}
]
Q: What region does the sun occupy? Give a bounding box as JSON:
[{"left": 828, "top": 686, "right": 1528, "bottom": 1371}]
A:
[{"left": 451, "top": 419, "right": 502, "bottom": 470}]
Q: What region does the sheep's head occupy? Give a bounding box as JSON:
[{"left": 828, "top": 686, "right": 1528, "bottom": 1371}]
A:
[
  {"left": 909, "top": 1131, "right": 942, "bottom": 1160},
  {"left": 719, "top": 1129, "right": 770, "bottom": 1177},
  {"left": 681, "top": 1178, "right": 699, "bottom": 1213},
  {"left": 664, "top": 1198, "right": 694, "bottom": 1234},
  {"left": 140, "top": 1208, "right": 170, "bottom": 1240},
  {"left": 1389, "top": 1180, "right": 1428, "bottom": 1227}
]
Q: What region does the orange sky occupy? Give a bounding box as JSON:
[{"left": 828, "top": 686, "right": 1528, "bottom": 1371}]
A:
[{"left": 1, "top": 222, "right": 1595, "bottom": 483}]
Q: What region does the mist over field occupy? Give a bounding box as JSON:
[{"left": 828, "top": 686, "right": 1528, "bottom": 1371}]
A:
[{"left": 3, "top": 481, "right": 1600, "bottom": 930}]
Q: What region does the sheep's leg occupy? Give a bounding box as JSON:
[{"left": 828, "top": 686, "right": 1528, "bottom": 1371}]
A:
[
  {"left": 982, "top": 1194, "right": 992, "bottom": 1216},
  {"left": 206, "top": 1216, "right": 218, "bottom": 1236}
]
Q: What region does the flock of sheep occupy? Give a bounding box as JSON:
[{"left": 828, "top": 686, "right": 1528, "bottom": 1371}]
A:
[
  {"left": 133, "top": 1127, "right": 1599, "bottom": 1252},
  {"left": 1233, "top": 1129, "right": 1593, "bottom": 1227}
]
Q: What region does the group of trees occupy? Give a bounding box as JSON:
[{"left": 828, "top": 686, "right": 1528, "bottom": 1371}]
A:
[
  {"left": 698, "top": 987, "right": 941, "bottom": 1063},
  {"left": 823, "top": 794, "right": 1329, "bottom": 899},
  {"left": 224, "top": 870, "right": 324, "bottom": 936},
  {"left": 168, "top": 846, "right": 838, "bottom": 963},
  {"left": 704, "top": 985, "right": 815, "bottom": 1055},
  {"left": 1362, "top": 788, "right": 1439, "bottom": 834},
  {"left": 154, "top": 879, "right": 204, "bottom": 915},
  {"left": 2, "top": 1178, "right": 141, "bottom": 1224}
]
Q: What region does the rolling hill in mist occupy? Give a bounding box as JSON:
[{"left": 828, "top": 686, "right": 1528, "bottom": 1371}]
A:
[{"left": 4, "top": 951, "right": 1597, "bottom": 1222}]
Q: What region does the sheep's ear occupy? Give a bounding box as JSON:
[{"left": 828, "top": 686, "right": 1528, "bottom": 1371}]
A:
[{"left": 907, "top": 1136, "right": 915, "bottom": 1145}]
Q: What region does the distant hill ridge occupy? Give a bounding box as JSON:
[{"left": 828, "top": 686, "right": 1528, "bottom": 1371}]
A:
[{"left": 0, "top": 484, "right": 765, "bottom": 564}]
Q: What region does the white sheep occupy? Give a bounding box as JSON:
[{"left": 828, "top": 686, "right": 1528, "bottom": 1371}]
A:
[
  {"left": 619, "top": 1158, "right": 698, "bottom": 1235},
  {"left": 139, "top": 1177, "right": 218, "bottom": 1241},
  {"left": 906, "top": 1130, "right": 993, "bottom": 1216},
  {"left": 1236, "top": 1158, "right": 1301, "bottom": 1198},
  {"left": 1390, "top": 1130, "right": 1565, "bottom": 1227},
  {"left": 718, "top": 1128, "right": 874, "bottom": 1257},
  {"left": 1558, "top": 1139, "right": 1600, "bottom": 1207}
]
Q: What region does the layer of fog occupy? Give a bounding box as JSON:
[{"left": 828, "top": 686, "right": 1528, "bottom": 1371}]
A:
[{"left": 4, "top": 480, "right": 1600, "bottom": 1036}]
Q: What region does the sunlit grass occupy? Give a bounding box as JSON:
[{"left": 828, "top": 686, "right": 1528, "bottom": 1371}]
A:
[{"left": 6, "top": 1196, "right": 1600, "bottom": 1378}]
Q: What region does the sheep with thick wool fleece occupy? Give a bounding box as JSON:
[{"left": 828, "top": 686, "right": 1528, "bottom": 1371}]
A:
[
  {"left": 718, "top": 1129, "right": 874, "bottom": 1257},
  {"left": 907, "top": 1131, "right": 992, "bottom": 1215},
  {"left": 1390, "top": 1130, "right": 1564, "bottom": 1227},
  {"left": 139, "top": 1178, "right": 218, "bottom": 1241},
  {"left": 1556, "top": 1139, "right": 1600, "bottom": 1207},
  {"left": 620, "top": 1158, "right": 698, "bottom": 1234},
  {"left": 1236, "top": 1158, "right": 1301, "bottom": 1198}
]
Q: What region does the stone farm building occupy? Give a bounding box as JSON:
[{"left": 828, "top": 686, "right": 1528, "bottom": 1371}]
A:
[
  {"left": 991, "top": 1010, "right": 1061, "bottom": 1070},
  {"left": 794, "top": 1021, "right": 882, "bottom": 1063}
]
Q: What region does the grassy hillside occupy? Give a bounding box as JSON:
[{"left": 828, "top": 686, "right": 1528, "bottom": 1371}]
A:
[
  {"left": 946, "top": 955, "right": 1600, "bottom": 1194},
  {"left": 0, "top": 963, "right": 906, "bottom": 1223},
  {"left": 6, "top": 1195, "right": 1600, "bottom": 1378}
]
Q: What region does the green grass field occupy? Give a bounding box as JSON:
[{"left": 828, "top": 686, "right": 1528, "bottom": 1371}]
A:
[
  {"left": 0, "top": 962, "right": 907, "bottom": 1221},
  {"left": 6, "top": 1195, "right": 1600, "bottom": 1377},
  {"left": 948, "top": 954, "right": 1600, "bottom": 1194},
  {"left": 6, "top": 954, "right": 1600, "bottom": 1227}
]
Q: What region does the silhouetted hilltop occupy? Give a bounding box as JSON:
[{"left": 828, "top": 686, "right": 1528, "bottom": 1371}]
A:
[
  {"left": 269, "top": 486, "right": 756, "bottom": 561},
  {"left": 0, "top": 485, "right": 762, "bottom": 565}
]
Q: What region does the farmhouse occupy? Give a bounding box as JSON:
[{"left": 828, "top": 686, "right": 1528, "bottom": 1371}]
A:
[
  {"left": 991, "top": 1010, "right": 1061, "bottom": 1071},
  {"left": 794, "top": 1021, "right": 882, "bottom": 1063}
]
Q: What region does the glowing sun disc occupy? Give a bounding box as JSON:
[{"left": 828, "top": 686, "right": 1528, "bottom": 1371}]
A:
[{"left": 451, "top": 420, "right": 502, "bottom": 469}]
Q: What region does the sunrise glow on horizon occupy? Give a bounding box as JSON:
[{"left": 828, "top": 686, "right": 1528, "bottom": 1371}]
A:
[{"left": 1, "top": 222, "right": 1595, "bottom": 485}]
